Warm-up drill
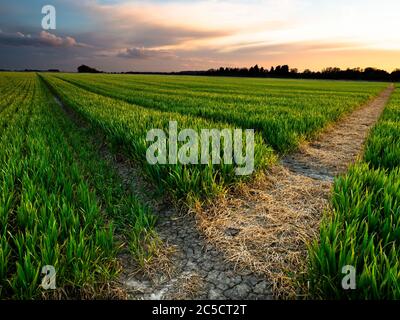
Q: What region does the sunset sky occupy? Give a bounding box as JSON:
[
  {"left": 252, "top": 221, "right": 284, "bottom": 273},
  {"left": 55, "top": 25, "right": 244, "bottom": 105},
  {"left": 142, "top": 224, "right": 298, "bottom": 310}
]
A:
[{"left": 1, "top": 0, "right": 399, "bottom": 72}]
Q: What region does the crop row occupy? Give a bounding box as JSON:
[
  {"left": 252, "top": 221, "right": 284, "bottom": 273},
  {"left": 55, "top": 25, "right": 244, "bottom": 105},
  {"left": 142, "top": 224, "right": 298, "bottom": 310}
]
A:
[
  {"left": 308, "top": 87, "right": 400, "bottom": 299},
  {"left": 0, "top": 73, "right": 156, "bottom": 299},
  {"left": 53, "top": 74, "right": 386, "bottom": 152},
  {"left": 0, "top": 75, "right": 31, "bottom": 113}
]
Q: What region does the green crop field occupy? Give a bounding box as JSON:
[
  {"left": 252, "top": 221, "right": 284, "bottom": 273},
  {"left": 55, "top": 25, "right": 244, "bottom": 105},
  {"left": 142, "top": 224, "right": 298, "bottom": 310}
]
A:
[
  {"left": 49, "top": 73, "right": 386, "bottom": 152},
  {"left": 0, "top": 73, "right": 157, "bottom": 299},
  {"left": 0, "top": 72, "right": 395, "bottom": 299}
]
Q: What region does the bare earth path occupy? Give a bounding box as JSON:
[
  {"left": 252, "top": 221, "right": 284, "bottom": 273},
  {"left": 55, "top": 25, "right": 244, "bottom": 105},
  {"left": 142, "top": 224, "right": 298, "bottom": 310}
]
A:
[
  {"left": 196, "top": 84, "right": 394, "bottom": 298},
  {"left": 282, "top": 84, "right": 395, "bottom": 180}
]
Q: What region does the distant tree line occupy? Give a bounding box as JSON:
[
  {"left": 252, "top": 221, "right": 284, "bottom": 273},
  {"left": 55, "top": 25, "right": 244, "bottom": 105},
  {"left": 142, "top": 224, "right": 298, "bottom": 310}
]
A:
[
  {"left": 3, "top": 64, "right": 399, "bottom": 82},
  {"left": 0, "top": 69, "right": 60, "bottom": 72},
  {"left": 175, "top": 65, "right": 400, "bottom": 82}
]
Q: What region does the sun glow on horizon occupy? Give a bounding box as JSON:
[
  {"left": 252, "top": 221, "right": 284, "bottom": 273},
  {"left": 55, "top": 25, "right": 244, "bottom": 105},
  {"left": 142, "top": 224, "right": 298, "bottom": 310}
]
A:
[{"left": 1, "top": 0, "right": 400, "bottom": 71}]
